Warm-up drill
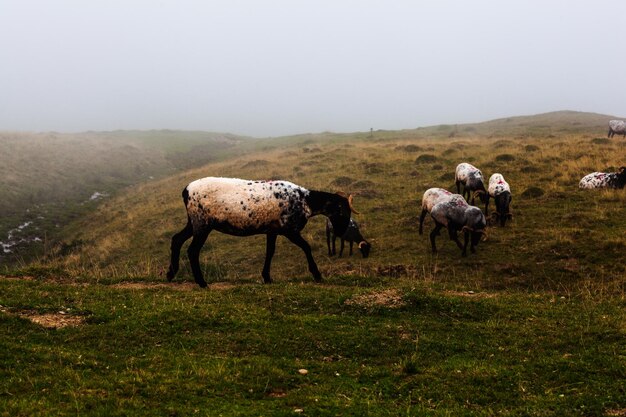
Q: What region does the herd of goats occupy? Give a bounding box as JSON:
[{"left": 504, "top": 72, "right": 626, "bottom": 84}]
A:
[{"left": 165, "top": 127, "right": 625, "bottom": 288}]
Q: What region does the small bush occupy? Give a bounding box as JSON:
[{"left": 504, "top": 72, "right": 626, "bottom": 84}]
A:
[
  {"left": 494, "top": 140, "right": 514, "bottom": 148},
  {"left": 302, "top": 147, "right": 322, "bottom": 153},
  {"left": 331, "top": 176, "right": 354, "bottom": 187},
  {"left": 524, "top": 145, "right": 540, "bottom": 152},
  {"left": 591, "top": 138, "right": 610, "bottom": 145},
  {"left": 495, "top": 154, "right": 515, "bottom": 162},
  {"left": 439, "top": 172, "right": 456, "bottom": 181},
  {"left": 395, "top": 144, "right": 423, "bottom": 152},
  {"left": 520, "top": 165, "right": 539, "bottom": 173},
  {"left": 364, "top": 163, "right": 385, "bottom": 174},
  {"left": 415, "top": 154, "right": 438, "bottom": 164},
  {"left": 356, "top": 189, "right": 382, "bottom": 199},
  {"left": 352, "top": 180, "right": 376, "bottom": 189},
  {"left": 521, "top": 186, "right": 545, "bottom": 198},
  {"left": 431, "top": 164, "right": 444, "bottom": 170}
]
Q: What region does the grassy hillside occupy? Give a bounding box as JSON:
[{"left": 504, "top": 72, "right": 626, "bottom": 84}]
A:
[
  {"left": 1, "top": 111, "right": 625, "bottom": 416},
  {"left": 41, "top": 112, "right": 626, "bottom": 291},
  {"left": 0, "top": 130, "right": 248, "bottom": 264}
]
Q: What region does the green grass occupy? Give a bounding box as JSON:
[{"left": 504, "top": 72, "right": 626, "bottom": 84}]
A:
[{"left": 1, "top": 276, "right": 624, "bottom": 416}]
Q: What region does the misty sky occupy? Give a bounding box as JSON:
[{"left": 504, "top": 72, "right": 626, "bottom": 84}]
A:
[{"left": 1, "top": 1, "right": 625, "bottom": 137}]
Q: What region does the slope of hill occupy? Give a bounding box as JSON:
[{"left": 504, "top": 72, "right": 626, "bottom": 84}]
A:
[
  {"left": 38, "top": 110, "right": 626, "bottom": 289},
  {"left": 455, "top": 110, "right": 614, "bottom": 136},
  {"left": 0, "top": 130, "right": 249, "bottom": 263}
]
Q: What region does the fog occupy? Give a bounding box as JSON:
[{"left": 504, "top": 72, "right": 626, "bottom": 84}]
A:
[{"left": 1, "top": 0, "right": 625, "bottom": 137}]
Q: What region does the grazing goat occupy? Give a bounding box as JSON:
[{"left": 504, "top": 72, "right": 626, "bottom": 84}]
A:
[
  {"left": 579, "top": 167, "right": 626, "bottom": 189},
  {"left": 420, "top": 189, "right": 487, "bottom": 256},
  {"left": 326, "top": 218, "right": 371, "bottom": 258},
  {"left": 419, "top": 187, "right": 454, "bottom": 235},
  {"left": 455, "top": 163, "right": 487, "bottom": 205},
  {"left": 608, "top": 120, "right": 626, "bottom": 138},
  {"left": 167, "top": 177, "right": 357, "bottom": 287},
  {"left": 485, "top": 173, "right": 512, "bottom": 226}
]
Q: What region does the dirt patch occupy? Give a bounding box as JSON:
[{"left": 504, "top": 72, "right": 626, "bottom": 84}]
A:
[
  {"left": 0, "top": 308, "right": 86, "bottom": 329},
  {"left": 24, "top": 312, "right": 85, "bottom": 329},
  {"left": 267, "top": 390, "right": 287, "bottom": 398},
  {"left": 345, "top": 289, "right": 406, "bottom": 309}
]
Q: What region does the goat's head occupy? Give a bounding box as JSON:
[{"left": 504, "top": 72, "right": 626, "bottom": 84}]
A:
[
  {"left": 358, "top": 240, "right": 371, "bottom": 258},
  {"left": 463, "top": 207, "right": 488, "bottom": 247},
  {"left": 473, "top": 188, "right": 488, "bottom": 204},
  {"left": 325, "top": 192, "right": 357, "bottom": 236},
  {"left": 613, "top": 166, "right": 626, "bottom": 189}
]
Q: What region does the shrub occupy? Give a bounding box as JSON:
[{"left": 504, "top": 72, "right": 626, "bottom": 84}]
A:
[
  {"left": 352, "top": 180, "right": 376, "bottom": 189},
  {"left": 520, "top": 165, "right": 539, "bottom": 173},
  {"left": 395, "top": 144, "right": 423, "bottom": 152},
  {"left": 495, "top": 154, "right": 515, "bottom": 162},
  {"left": 364, "top": 163, "right": 385, "bottom": 174},
  {"left": 331, "top": 176, "right": 354, "bottom": 187},
  {"left": 494, "top": 140, "right": 514, "bottom": 148},
  {"left": 415, "top": 154, "right": 438, "bottom": 164},
  {"left": 439, "top": 172, "right": 456, "bottom": 181},
  {"left": 591, "top": 138, "right": 610, "bottom": 145},
  {"left": 521, "top": 186, "right": 545, "bottom": 198}
]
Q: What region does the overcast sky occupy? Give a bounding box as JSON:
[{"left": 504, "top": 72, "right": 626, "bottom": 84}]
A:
[{"left": 1, "top": 1, "right": 625, "bottom": 137}]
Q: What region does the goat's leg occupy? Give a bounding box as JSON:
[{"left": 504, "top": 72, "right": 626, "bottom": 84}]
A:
[
  {"left": 464, "top": 230, "right": 472, "bottom": 256},
  {"left": 326, "top": 229, "right": 332, "bottom": 256},
  {"left": 430, "top": 224, "right": 442, "bottom": 253},
  {"left": 349, "top": 241, "right": 354, "bottom": 256},
  {"left": 456, "top": 180, "right": 461, "bottom": 194},
  {"left": 419, "top": 209, "right": 427, "bottom": 235},
  {"left": 339, "top": 239, "right": 345, "bottom": 257},
  {"left": 167, "top": 218, "right": 193, "bottom": 281},
  {"left": 286, "top": 232, "right": 322, "bottom": 282},
  {"left": 484, "top": 195, "right": 490, "bottom": 216},
  {"left": 448, "top": 227, "right": 465, "bottom": 252},
  {"left": 262, "top": 233, "right": 277, "bottom": 283},
  {"left": 462, "top": 186, "right": 469, "bottom": 202},
  {"left": 187, "top": 228, "right": 210, "bottom": 288}
]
